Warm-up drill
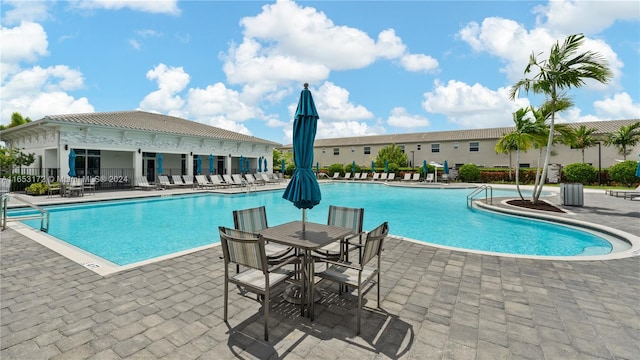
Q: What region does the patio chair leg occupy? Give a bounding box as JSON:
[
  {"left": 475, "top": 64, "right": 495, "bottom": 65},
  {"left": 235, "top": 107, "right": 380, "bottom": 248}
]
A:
[
  {"left": 224, "top": 278, "right": 229, "bottom": 321},
  {"left": 264, "top": 288, "right": 269, "bottom": 341},
  {"left": 357, "top": 287, "right": 362, "bottom": 335}
]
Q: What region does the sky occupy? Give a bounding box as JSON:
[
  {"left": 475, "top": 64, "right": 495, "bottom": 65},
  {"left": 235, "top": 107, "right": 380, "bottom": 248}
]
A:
[{"left": 1, "top": 0, "right": 639, "bottom": 145}]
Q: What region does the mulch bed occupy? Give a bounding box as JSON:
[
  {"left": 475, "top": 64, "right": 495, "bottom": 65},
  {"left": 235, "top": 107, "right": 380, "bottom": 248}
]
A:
[{"left": 506, "top": 199, "right": 565, "bottom": 213}]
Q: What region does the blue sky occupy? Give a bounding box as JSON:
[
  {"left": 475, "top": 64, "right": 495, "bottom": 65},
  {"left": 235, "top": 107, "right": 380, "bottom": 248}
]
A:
[{"left": 1, "top": 0, "right": 638, "bottom": 145}]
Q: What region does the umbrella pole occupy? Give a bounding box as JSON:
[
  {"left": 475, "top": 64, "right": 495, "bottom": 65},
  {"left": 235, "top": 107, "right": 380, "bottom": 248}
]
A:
[{"left": 302, "top": 209, "right": 306, "bottom": 232}]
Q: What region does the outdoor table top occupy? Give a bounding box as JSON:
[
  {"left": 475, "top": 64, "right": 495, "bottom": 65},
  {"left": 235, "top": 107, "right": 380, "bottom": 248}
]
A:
[{"left": 258, "top": 221, "right": 353, "bottom": 250}]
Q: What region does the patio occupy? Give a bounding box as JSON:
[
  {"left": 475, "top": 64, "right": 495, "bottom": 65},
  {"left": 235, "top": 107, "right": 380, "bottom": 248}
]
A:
[{"left": 1, "top": 189, "right": 639, "bottom": 359}]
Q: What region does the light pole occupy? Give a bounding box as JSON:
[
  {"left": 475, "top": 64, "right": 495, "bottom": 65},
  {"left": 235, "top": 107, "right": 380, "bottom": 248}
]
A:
[
  {"left": 597, "top": 142, "right": 602, "bottom": 186},
  {"left": 410, "top": 151, "right": 415, "bottom": 168}
]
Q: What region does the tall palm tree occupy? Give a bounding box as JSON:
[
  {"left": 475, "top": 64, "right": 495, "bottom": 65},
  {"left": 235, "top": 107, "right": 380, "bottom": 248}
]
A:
[
  {"left": 604, "top": 121, "right": 640, "bottom": 160},
  {"left": 495, "top": 108, "right": 545, "bottom": 200},
  {"left": 572, "top": 125, "right": 599, "bottom": 163},
  {"left": 509, "top": 34, "right": 613, "bottom": 204}
]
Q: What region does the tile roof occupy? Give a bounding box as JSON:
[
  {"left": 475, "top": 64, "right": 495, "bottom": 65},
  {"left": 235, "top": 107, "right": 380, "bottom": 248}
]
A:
[
  {"left": 3, "top": 110, "right": 280, "bottom": 145},
  {"left": 283, "top": 119, "right": 639, "bottom": 148}
]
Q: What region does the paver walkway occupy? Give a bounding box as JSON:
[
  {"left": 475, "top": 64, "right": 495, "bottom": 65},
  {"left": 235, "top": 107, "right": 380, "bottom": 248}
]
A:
[{"left": 1, "top": 189, "right": 639, "bottom": 359}]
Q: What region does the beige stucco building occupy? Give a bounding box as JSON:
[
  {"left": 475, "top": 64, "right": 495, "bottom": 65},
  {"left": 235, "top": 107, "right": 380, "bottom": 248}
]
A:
[
  {"left": 279, "top": 119, "right": 639, "bottom": 172},
  {"left": 0, "top": 111, "right": 280, "bottom": 188}
]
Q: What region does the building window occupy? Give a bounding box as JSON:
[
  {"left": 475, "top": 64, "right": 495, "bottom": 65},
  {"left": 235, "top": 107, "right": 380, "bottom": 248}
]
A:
[
  {"left": 351, "top": 147, "right": 355, "bottom": 153},
  {"left": 333, "top": 148, "right": 340, "bottom": 155},
  {"left": 431, "top": 144, "right": 440, "bottom": 153},
  {"left": 322, "top": 148, "right": 325, "bottom": 153},
  {"left": 453, "top": 142, "right": 459, "bottom": 150},
  {"left": 417, "top": 144, "right": 421, "bottom": 151},
  {"left": 364, "top": 146, "right": 371, "bottom": 155},
  {"left": 399, "top": 145, "right": 405, "bottom": 153},
  {"left": 469, "top": 142, "right": 479, "bottom": 152}
]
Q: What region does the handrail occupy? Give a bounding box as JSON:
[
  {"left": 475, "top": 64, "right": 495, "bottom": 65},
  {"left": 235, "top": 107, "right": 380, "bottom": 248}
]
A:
[
  {"left": 467, "top": 185, "right": 493, "bottom": 208},
  {"left": 1, "top": 194, "right": 50, "bottom": 232}
]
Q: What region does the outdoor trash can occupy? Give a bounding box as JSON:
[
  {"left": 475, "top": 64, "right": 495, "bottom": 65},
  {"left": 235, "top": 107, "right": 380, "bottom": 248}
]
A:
[{"left": 560, "top": 183, "right": 584, "bottom": 206}]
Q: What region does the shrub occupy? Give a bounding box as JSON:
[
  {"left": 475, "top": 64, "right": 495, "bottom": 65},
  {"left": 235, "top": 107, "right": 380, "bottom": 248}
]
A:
[
  {"left": 388, "top": 162, "right": 399, "bottom": 175},
  {"left": 459, "top": 164, "right": 481, "bottom": 182},
  {"left": 344, "top": 163, "right": 361, "bottom": 173},
  {"left": 25, "top": 182, "right": 48, "bottom": 195},
  {"left": 327, "top": 163, "right": 343, "bottom": 177},
  {"left": 608, "top": 160, "right": 638, "bottom": 187},
  {"left": 562, "top": 163, "right": 597, "bottom": 184}
]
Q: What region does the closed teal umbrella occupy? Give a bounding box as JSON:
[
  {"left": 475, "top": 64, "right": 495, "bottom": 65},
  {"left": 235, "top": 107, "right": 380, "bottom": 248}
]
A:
[
  {"left": 239, "top": 155, "right": 244, "bottom": 173},
  {"left": 351, "top": 161, "right": 355, "bottom": 174},
  {"left": 423, "top": 160, "right": 427, "bottom": 178},
  {"left": 157, "top": 153, "right": 163, "bottom": 174},
  {"left": 385, "top": 160, "right": 389, "bottom": 174},
  {"left": 258, "top": 157, "right": 262, "bottom": 172},
  {"left": 195, "top": 155, "right": 202, "bottom": 175},
  {"left": 371, "top": 160, "right": 375, "bottom": 173},
  {"left": 636, "top": 154, "right": 640, "bottom": 177},
  {"left": 283, "top": 83, "right": 322, "bottom": 231},
  {"left": 245, "top": 158, "right": 250, "bottom": 173},
  {"left": 68, "top": 149, "right": 76, "bottom": 177},
  {"left": 444, "top": 160, "right": 449, "bottom": 174},
  {"left": 264, "top": 158, "right": 268, "bottom": 172},
  {"left": 316, "top": 162, "right": 319, "bottom": 174},
  {"left": 209, "top": 154, "right": 215, "bottom": 175}
]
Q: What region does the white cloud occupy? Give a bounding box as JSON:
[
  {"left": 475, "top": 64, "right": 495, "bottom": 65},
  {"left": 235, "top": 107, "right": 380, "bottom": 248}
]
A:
[
  {"left": 593, "top": 92, "right": 640, "bottom": 119},
  {"left": 1, "top": 21, "right": 49, "bottom": 78},
  {"left": 422, "top": 80, "right": 529, "bottom": 128},
  {"left": 310, "top": 82, "right": 374, "bottom": 123},
  {"left": 533, "top": 0, "right": 640, "bottom": 35},
  {"left": 457, "top": 17, "right": 624, "bottom": 86},
  {"left": 128, "top": 39, "right": 141, "bottom": 50},
  {"left": 400, "top": 54, "right": 439, "bottom": 73},
  {"left": 68, "top": 0, "right": 181, "bottom": 15},
  {"left": 138, "top": 64, "right": 189, "bottom": 112},
  {"left": 203, "top": 116, "right": 252, "bottom": 136},
  {"left": 387, "top": 107, "right": 430, "bottom": 128},
  {"left": 375, "top": 29, "right": 406, "bottom": 59},
  {"left": 185, "top": 82, "right": 263, "bottom": 122},
  {"left": 1, "top": 0, "right": 51, "bottom": 25}
]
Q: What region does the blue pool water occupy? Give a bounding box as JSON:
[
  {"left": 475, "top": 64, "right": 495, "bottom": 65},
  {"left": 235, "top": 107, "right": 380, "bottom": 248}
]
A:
[{"left": 13, "top": 182, "right": 612, "bottom": 265}]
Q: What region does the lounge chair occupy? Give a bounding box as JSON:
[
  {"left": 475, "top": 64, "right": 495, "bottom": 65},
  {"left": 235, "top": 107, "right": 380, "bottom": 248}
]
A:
[
  {"left": 232, "top": 174, "right": 246, "bottom": 186},
  {"left": 64, "top": 177, "right": 84, "bottom": 197},
  {"left": 209, "top": 175, "right": 232, "bottom": 189},
  {"left": 195, "top": 175, "right": 214, "bottom": 189},
  {"left": 359, "top": 173, "right": 369, "bottom": 181},
  {"left": 387, "top": 173, "right": 395, "bottom": 181},
  {"left": 343, "top": 172, "right": 352, "bottom": 180},
  {"left": 46, "top": 176, "right": 61, "bottom": 197},
  {"left": 260, "top": 173, "right": 279, "bottom": 184},
  {"left": 401, "top": 173, "right": 411, "bottom": 182},
  {"left": 245, "top": 173, "right": 265, "bottom": 186},
  {"left": 425, "top": 173, "right": 434, "bottom": 183},
  {"left": 371, "top": 173, "right": 380, "bottom": 181},
  {"left": 332, "top": 172, "right": 341, "bottom": 180},
  {"left": 379, "top": 173, "right": 387, "bottom": 181},
  {"left": 411, "top": 173, "right": 420, "bottom": 182},
  {"left": 314, "top": 222, "right": 389, "bottom": 335},
  {"left": 158, "top": 175, "right": 179, "bottom": 189},
  {"left": 134, "top": 176, "right": 157, "bottom": 190},
  {"left": 171, "top": 175, "right": 188, "bottom": 187},
  {"left": 441, "top": 174, "right": 449, "bottom": 183},
  {"left": 352, "top": 173, "right": 361, "bottom": 180},
  {"left": 607, "top": 185, "right": 640, "bottom": 199},
  {"left": 219, "top": 226, "right": 296, "bottom": 341},
  {"left": 182, "top": 175, "right": 195, "bottom": 188}
]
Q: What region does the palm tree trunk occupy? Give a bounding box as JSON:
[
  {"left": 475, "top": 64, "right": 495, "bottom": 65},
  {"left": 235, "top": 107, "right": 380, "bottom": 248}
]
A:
[
  {"left": 533, "top": 114, "right": 555, "bottom": 204},
  {"left": 516, "top": 149, "right": 524, "bottom": 201},
  {"left": 581, "top": 148, "right": 585, "bottom": 163}
]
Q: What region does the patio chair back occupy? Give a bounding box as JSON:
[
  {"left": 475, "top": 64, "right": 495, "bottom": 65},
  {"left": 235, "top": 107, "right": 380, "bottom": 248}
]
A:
[
  {"left": 220, "top": 227, "right": 267, "bottom": 272},
  {"left": 328, "top": 205, "right": 364, "bottom": 234},
  {"left": 360, "top": 221, "right": 388, "bottom": 266},
  {"left": 233, "top": 206, "right": 268, "bottom": 232}
]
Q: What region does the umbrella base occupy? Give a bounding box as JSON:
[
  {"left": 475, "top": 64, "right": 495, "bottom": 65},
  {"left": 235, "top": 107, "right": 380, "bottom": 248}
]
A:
[{"left": 283, "top": 284, "right": 322, "bottom": 304}]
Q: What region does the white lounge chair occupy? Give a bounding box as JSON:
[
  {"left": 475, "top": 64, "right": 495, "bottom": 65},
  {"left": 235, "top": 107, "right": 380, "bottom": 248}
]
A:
[
  {"left": 343, "top": 172, "right": 352, "bottom": 180},
  {"left": 425, "top": 173, "right": 434, "bottom": 183},
  {"left": 332, "top": 172, "right": 340, "bottom": 180},
  {"left": 209, "top": 175, "right": 232, "bottom": 188},
  {"left": 195, "top": 175, "right": 214, "bottom": 189},
  {"left": 379, "top": 173, "right": 387, "bottom": 181},
  {"left": 222, "top": 174, "right": 239, "bottom": 187},
  {"left": 245, "top": 173, "right": 264, "bottom": 186},
  {"left": 260, "top": 173, "right": 279, "bottom": 184},
  {"left": 401, "top": 173, "right": 411, "bottom": 182},
  {"left": 232, "top": 174, "right": 246, "bottom": 186},
  {"left": 411, "top": 173, "right": 420, "bottom": 182},
  {"left": 158, "top": 175, "right": 178, "bottom": 189},
  {"left": 135, "top": 176, "right": 157, "bottom": 190},
  {"left": 387, "top": 173, "right": 395, "bottom": 181},
  {"left": 182, "top": 175, "right": 195, "bottom": 188},
  {"left": 607, "top": 185, "right": 640, "bottom": 199},
  {"left": 171, "top": 175, "right": 188, "bottom": 187},
  {"left": 352, "top": 172, "right": 361, "bottom": 180},
  {"left": 359, "top": 173, "right": 368, "bottom": 181},
  {"left": 371, "top": 173, "right": 380, "bottom": 181}
]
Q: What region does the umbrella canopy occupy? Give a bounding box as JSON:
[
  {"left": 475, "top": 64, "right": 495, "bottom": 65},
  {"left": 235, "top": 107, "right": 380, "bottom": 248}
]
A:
[
  {"left": 351, "top": 161, "right": 356, "bottom": 174},
  {"left": 245, "top": 158, "right": 250, "bottom": 173},
  {"left": 258, "top": 157, "right": 262, "bottom": 172},
  {"left": 371, "top": 160, "right": 375, "bottom": 173},
  {"left": 239, "top": 155, "right": 244, "bottom": 173},
  {"left": 316, "top": 162, "right": 319, "bottom": 173},
  {"left": 385, "top": 160, "right": 389, "bottom": 174},
  {"left": 195, "top": 155, "right": 202, "bottom": 174},
  {"left": 423, "top": 160, "right": 427, "bottom": 175},
  {"left": 157, "top": 153, "right": 163, "bottom": 174},
  {"left": 444, "top": 160, "right": 449, "bottom": 174},
  {"left": 209, "top": 154, "right": 215, "bottom": 175},
  {"left": 264, "top": 158, "right": 268, "bottom": 172},
  {"left": 68, "top": 149, "right": 76, "bottom": 177},
  {"left": 281, "top": 159, "right": 286, "bottom": 173},
  {"left": 636, "top": 154, "right": 640, "bottom": 177},
  {"left": 283, "top": 83, "right": 322, "bottom": 214}
]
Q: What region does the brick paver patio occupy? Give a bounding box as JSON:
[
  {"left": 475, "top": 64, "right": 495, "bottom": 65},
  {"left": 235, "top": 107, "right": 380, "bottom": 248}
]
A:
[{"left": 1, "top": 188, "right": 639, "bottom": 359}]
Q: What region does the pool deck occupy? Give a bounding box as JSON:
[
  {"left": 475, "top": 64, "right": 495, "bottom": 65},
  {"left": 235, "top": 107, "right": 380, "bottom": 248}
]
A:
[{"left": 1, "top": 183, "right": 639, "bottom": 359}]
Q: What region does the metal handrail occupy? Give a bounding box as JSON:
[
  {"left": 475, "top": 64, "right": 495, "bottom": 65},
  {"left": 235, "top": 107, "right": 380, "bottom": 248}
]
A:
[
  {"left": 467, "top": 185, "right": 493, "bottom": 208},
  {"left": 1, "top": 194, "right": 49, "bottom": 232}
]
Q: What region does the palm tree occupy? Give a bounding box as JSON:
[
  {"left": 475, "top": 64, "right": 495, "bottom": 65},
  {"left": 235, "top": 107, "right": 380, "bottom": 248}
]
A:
[
  {"left": 572, "top": 125, "right": 599, "bottom": 163},
  {"left": 604, "top": 121, "right": 640, "bottom": 160},
  {"left": 495, "top": 108, "right": 545, "bottom": 200},
  {"left": 509, "top": 34, "right": 613, "bottom": 204}
]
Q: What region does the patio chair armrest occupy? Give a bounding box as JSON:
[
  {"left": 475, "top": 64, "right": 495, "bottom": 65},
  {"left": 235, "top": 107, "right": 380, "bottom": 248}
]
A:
[
  {"left": 313, "top": 258, "right": 361, "bottom": 271},
  {"left": 268, "top": 255, "right": 300, "bottom": 272}
]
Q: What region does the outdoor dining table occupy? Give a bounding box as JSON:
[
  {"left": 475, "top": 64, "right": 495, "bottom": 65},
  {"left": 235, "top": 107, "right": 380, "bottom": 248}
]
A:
[{"left": 258, "top": 220, "right": 353, "bottom": 320}]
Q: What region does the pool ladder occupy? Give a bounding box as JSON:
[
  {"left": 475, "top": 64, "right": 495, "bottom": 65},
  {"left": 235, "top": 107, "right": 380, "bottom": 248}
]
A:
[
  {"left": 1, "top": 193, "right": 50, "bottom": 232},
  {"left": 467, "top": 185, "right": 493, "bottom": 208},
  {"left": 240, "top": 179, "right": 256, "bottom": 194}
]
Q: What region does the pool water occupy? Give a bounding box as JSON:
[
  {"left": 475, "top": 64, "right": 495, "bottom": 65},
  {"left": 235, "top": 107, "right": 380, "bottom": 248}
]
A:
[{"left": 13, "top": 182, "right": 613, "bottom": 265}]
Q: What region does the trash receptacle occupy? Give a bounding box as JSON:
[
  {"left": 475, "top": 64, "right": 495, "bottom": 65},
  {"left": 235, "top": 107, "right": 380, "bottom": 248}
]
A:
[{"left": 560, "top": 183, "right": 584, "bottom": 206}]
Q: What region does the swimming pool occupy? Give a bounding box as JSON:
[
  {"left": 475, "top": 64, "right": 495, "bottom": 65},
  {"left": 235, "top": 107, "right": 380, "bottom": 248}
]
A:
[{"left": 11, "top": 182, "right": 621, "bottom": 266}]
